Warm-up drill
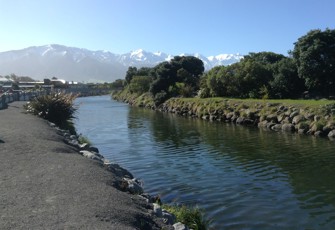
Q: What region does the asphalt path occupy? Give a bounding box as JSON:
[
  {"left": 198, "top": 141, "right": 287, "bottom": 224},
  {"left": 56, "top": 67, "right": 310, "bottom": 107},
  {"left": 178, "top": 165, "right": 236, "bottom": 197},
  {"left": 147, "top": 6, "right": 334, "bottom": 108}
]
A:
[{"left": 0, "top": 102, "right": 164, "bottom": 230}]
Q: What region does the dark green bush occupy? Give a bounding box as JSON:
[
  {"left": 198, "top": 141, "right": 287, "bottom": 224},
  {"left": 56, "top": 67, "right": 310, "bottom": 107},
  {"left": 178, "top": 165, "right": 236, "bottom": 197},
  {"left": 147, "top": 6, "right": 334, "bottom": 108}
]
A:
[
  {"left": 25, "top": 93, "right": 77, "bottom": 129},
  {"left": 154, "top": 90, "right": 168, "bottom": 106}
]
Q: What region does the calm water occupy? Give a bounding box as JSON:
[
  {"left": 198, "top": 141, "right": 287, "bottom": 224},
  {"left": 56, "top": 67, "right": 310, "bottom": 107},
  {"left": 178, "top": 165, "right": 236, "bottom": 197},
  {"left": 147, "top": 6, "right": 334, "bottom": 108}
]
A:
[{"left": 74, "top": 95, "right": 335, "bottom": 229}]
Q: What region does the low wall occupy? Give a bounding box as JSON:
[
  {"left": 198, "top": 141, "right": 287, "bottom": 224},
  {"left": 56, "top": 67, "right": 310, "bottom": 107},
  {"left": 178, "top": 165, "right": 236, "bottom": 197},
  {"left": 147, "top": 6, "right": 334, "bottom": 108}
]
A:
[{"left": 0, "top": 91, "right": 47, "bottom": 110}]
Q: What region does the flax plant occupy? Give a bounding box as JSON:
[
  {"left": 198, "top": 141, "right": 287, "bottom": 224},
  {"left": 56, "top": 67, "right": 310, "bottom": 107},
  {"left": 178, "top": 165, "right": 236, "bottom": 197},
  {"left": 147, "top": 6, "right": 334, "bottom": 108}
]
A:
[{"left": 25, "top": 93, "right": 77, "bottom": 129}]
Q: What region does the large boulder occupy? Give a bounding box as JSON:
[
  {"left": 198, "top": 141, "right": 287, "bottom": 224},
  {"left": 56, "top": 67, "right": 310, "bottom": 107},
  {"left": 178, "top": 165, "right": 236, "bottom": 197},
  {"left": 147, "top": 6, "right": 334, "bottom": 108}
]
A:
[
  {"left": 122, "top": 178, "right": 144, "bottom": 194},
  {"left": 258, "top": 120, "right": 268, "bottom": 128},
  {"left": 236, "top": 117, "right": 245, "bottom": 125},
  {"left": 282, "top": 124, "right": 295, "bottom": 132},
  {"left": 271, "top": 124, "right": 282, "bottom": 131},
  {"left": 328, "top": 130, "right": 335, "bottom": 139},
  {"left": 277, "top": 114, "right": 286, "bottom": 123},
  {"left": 266, "top": 114, "right": 278, "bottom": 123},
  {"left": 289, "top": 110, "right": 299, "bottom": 118},
  {"left": 79, "top": 150, "right": 104, "bottom": 163},
  {"left": 292, "top": 115, "right": 305, "bottom": 125}
]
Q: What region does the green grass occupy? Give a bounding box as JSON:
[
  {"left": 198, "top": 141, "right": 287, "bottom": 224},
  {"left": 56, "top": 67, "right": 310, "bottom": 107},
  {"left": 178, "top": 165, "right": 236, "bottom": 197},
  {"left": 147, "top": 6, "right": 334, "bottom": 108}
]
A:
[
  {"left": 175, "top": 97, "right": 334, "bottom": 108},
  {"left": 162, "top": 204, "right": 210, "bottom": 230},
  {"left": 112, "top": 87, "right": 155, "bottom": 107},
  {"left": 78, "top": 135, "right": 92, "bottom": 145}
]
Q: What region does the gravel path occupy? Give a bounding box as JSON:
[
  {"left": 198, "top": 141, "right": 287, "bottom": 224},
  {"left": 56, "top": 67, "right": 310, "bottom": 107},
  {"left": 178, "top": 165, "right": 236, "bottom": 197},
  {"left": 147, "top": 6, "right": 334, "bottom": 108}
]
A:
[{"left": 0, "top": 102, "right": 163, "bottom": 230}]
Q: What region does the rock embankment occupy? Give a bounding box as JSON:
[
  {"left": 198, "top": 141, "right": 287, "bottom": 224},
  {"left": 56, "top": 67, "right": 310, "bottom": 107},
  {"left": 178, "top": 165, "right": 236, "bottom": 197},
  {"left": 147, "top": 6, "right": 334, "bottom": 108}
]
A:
[
  {"left": 159, "top": 98, "right": 335, "bottom": 140},
  {"left": 56, "top": 124, "right": 190, "bottom": 229}
]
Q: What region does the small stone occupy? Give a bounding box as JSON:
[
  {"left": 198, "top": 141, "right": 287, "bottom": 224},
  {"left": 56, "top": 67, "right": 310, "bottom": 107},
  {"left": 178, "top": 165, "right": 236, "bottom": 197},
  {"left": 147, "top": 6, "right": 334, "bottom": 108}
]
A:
[
  {"left": 314, "top": 115, "right": 321, "bottom": 121},
  {"left": 266, "top": 114, "right": 278, "bottom": 123},
  {"left": 162, "top": 210, "right": 176, "bottom": 225},
  {"left": 244, "top": 119, "right": 255, "bottom": 125},
  {"left": 209, "top": 115, "right": 217, "bottom": 121},
  {"left": 201, "top": 115, "right": 209, "bottom": 120},
  {"left": 173, "top": 222, "right": 189, "bottom": 230},
  {"left": 277, "top": 115, "right": 285, "bottom": 123},
  {"left": 89, "top": 146, "right": 99, "bottom": 153},
  {"left": 258, "top": 120, "right": 268, "bottom": 128},
  {"left": 266, "top": 122, "right": 276, "bottom": 130},
  {"left": 80, "top": 150, "right": 94, "bottom": 157},
  {"left": 290, "top": 111, "right": 299, "bottom": 118},
  {"left": 153, "top": 203, "right": 162, "bottom": 217},
  {"left": 79, "top": 143, "right": 90, "bottom": 150},
  {"left": 68, "top": 139, "right": 79, "bottom": 148},
  {"left": 304, "top": 113, "right": 315, "bottom": 121},
  {"left": 278, "top": 105, "right": 287, "bottom": 111}
]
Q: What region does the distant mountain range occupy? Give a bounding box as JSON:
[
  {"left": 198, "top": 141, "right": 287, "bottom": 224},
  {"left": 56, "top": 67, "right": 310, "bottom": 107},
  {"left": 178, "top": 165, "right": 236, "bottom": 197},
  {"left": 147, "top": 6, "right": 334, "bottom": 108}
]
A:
[{"left": 0, "top": 44, "right": 243, "bottom": 82}]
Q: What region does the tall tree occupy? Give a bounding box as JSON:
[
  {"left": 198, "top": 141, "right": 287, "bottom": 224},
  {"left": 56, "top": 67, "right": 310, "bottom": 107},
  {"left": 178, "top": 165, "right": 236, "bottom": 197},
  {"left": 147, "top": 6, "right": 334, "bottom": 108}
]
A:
[
  {"left": 269, "top": 58, "right": 305, "bottom": 98},
  {"left": 125, "top": 66, "right": 138, "bottom": 84},
  {"left": 292, "top": 29, "right": 335, "bottom": 97},
  {"left": 149, "top": 56, "right": 204, "bottom": 97}
]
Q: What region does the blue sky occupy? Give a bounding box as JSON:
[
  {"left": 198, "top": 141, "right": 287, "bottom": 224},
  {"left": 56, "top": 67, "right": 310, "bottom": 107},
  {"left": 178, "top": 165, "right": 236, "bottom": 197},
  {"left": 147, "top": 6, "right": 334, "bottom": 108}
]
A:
[{"left": 0, "top": 0, "right": 334, "bottom": 56}]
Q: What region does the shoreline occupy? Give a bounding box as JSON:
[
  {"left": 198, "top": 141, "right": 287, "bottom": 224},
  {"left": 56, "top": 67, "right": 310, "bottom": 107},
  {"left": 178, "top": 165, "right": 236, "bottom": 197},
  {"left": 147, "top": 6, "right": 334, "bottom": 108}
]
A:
[
  {"left": 0, "top": 102, "right": 180, "bottom": 230},
  {"left": 159, "top": 98, "right": 335, "bottom": 140},
  {"left": 112, "top": 93, "right": 335, "bottom": 141}
]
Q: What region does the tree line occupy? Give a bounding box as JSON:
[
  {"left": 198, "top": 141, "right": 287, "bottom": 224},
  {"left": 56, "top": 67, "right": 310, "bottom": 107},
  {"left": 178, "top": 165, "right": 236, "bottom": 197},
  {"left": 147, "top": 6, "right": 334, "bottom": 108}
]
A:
[{"left": 113, "top": 28, "right": 335, "bottom": 104}]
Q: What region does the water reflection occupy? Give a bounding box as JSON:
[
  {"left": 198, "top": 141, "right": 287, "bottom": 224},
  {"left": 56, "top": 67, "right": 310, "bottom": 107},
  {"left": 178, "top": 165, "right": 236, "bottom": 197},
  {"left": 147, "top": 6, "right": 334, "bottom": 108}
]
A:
[
  {"left": 127, "top": 105, "right": 335, "bottom": 229},
  {"left": 75, "top": 96, "right": 335, "bottom": 229}
]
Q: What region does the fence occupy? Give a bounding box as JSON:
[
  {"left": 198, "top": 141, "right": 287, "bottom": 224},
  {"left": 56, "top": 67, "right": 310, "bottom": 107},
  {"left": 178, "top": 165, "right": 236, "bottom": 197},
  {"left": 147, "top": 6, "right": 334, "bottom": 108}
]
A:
[{"left": 0, "top": 91, "right": 47, "bottom": 110}]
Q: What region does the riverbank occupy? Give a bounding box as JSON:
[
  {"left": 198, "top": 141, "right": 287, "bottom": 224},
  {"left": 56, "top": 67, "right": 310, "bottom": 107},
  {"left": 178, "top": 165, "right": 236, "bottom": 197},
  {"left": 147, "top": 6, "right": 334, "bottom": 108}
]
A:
[
  {"left": 0, "top": 102, "right": 174, "bottom": 229},
  {"left": 113, "top": 93, "right": 335, "bottom": 140}
]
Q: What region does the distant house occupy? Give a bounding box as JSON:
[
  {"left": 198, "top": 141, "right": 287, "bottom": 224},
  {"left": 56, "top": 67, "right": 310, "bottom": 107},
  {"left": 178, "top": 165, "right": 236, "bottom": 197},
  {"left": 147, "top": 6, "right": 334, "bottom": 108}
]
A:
[
  {"left": 0, "top": 77, "right": 13, "bottom": 92},
  {"left": 51, "top": 78, "right": 68, "bottom": 88},
  {"left": 0, "top": 77, "right": 12, "bottom": 85}
]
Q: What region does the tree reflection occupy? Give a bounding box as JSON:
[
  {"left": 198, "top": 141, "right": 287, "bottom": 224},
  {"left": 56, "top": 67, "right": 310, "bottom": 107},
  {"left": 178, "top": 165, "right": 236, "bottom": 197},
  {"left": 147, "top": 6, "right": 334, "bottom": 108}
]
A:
[{"left": 127, "top": 106, "right": 335, "bottom": 227}]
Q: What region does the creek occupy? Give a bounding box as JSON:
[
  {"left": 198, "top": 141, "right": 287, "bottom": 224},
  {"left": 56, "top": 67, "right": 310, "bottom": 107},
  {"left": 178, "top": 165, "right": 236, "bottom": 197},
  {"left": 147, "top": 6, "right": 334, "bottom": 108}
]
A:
[{"left": 74, "top": 95, "right": 335, "bottom": 229}]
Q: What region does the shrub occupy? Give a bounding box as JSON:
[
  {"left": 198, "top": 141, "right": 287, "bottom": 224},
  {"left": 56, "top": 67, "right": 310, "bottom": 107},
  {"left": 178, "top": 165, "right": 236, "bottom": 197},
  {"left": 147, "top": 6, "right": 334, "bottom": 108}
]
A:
[
  {"left": 25, "top": 93, "right": 77, "bottom": 129},
  {"left": 78, "top": 135, "right": 91, "bottom": 145},
  {"left": 162, "top": 204, "right": 210, "bottom": 230},
  {"left": 128, "top": 76, "right": 152, "bottom": 94},
  {"left": 154, "top": 90, "right": 168, "bottom": 106}
]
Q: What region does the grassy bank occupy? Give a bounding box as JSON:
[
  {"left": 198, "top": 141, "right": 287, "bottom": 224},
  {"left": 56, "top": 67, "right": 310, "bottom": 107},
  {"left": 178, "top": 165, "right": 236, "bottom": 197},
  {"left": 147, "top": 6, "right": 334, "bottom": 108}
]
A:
[
  {"left": 112, "top": 89, "right": 155, "bottom": 109},
  {"left": 113, "top": 91, "right": 335, "bottom": 139},
  {"left": 162, "top": 97, "right": 335, "bottom": 137}
]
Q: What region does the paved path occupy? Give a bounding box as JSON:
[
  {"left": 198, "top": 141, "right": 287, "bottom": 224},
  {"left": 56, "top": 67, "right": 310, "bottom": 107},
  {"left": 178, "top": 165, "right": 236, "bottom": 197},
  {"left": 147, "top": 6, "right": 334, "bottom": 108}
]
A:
[{"left": 0, "top": 102, "right": 162, "bottom": 230}]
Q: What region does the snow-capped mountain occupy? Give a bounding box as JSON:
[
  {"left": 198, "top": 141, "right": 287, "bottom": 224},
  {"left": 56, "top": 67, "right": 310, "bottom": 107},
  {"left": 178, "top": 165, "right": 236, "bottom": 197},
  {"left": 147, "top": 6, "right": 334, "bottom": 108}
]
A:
[
  {"left": 208, "top": 53, "right": 244, "bottom": 66},
  {"left": 117, "top": 49, "right": 174, "bottom": 66},
  {"left": 0, "top": 44, "right": 243, "bottom": 82}
]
